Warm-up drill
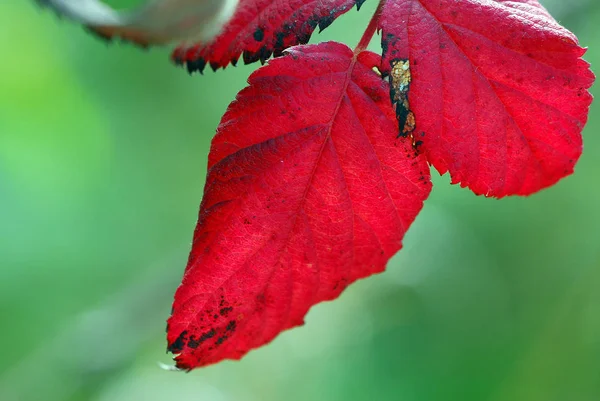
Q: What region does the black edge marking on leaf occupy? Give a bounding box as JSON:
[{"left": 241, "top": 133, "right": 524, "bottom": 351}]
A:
[
  {"left": 183, "top": 0, "right": 367, "bottom": 73},
  {"left": 187, "top": 58, "right": 207, "bottom": 75},
  {"left": 167, "top": 330, "right": 188, "bottom": 353}
]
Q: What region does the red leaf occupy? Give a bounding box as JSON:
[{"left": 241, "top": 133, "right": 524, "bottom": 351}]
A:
[
  {"left": 172, "top": 0, "right": 366, "bottom": 73},
  {"left": 166, "top": 41, "right": 432, "bottom": 369},
  {"left": 379, "top": 0, "right": 595, "bottom": 197}
]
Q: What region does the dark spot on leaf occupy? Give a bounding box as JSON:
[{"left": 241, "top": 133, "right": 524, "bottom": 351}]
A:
[
  {"left": 226, "top": 320, "right": 237, "bottom": 332},
  {"left": 254, "top": 27, "right": 265, "bottom": 42},
  {"left": 275, "top": 32, "right": 286, "bottom": 50},
  {"left": 220, "top": 307, "right": 233, "bottom": 317},
  {"left": 188, "top": 328, "right": 216, "bottom": 349}
]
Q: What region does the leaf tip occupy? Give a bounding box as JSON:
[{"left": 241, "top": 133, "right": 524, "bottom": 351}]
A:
[{"left": 157, "top": 362, "right": 185, "bottom": 372}]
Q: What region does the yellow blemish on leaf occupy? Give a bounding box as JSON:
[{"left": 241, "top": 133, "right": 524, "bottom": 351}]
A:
[{"left": 390, "top": 59, "right": 416, "bottom": 140}]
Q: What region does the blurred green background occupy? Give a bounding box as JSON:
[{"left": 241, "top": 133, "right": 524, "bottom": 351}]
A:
[{"left": 1, "top": 1, "right": 599, "bottom": 400}]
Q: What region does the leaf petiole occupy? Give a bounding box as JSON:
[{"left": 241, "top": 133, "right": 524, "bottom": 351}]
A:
[{"left": 354, "top": 0, "right": 386, "bottom": 54}]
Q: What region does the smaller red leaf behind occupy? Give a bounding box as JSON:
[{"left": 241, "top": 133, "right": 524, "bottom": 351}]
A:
[
  {"left": 379, "top": 0, "right": 595, "bottom": 197},
  {"left": 166, "top": 41, "right": 431, "bottom": 369},
  {"left": 172, "top": 0, "right": 366, "bottom": 73}
]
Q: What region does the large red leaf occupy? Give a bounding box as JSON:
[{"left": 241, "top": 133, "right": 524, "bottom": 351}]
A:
[
  {"left": 166, "top": 41, "right": 432, "bottom": 369},
  {"left": 172, "top": 0, "right": 366, "bottom": 73},
  {"left": 379, "top": 0, "right": 595, "bottom": 197}
]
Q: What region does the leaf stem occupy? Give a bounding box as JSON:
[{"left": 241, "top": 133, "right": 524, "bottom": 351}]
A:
[{"left": 354, "top": 0, "right": 386, "bottom": 54}]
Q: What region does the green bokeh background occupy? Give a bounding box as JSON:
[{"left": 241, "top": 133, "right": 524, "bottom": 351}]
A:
[{"left": 1, "top": 1, "right": 599, "bottom": 400}]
